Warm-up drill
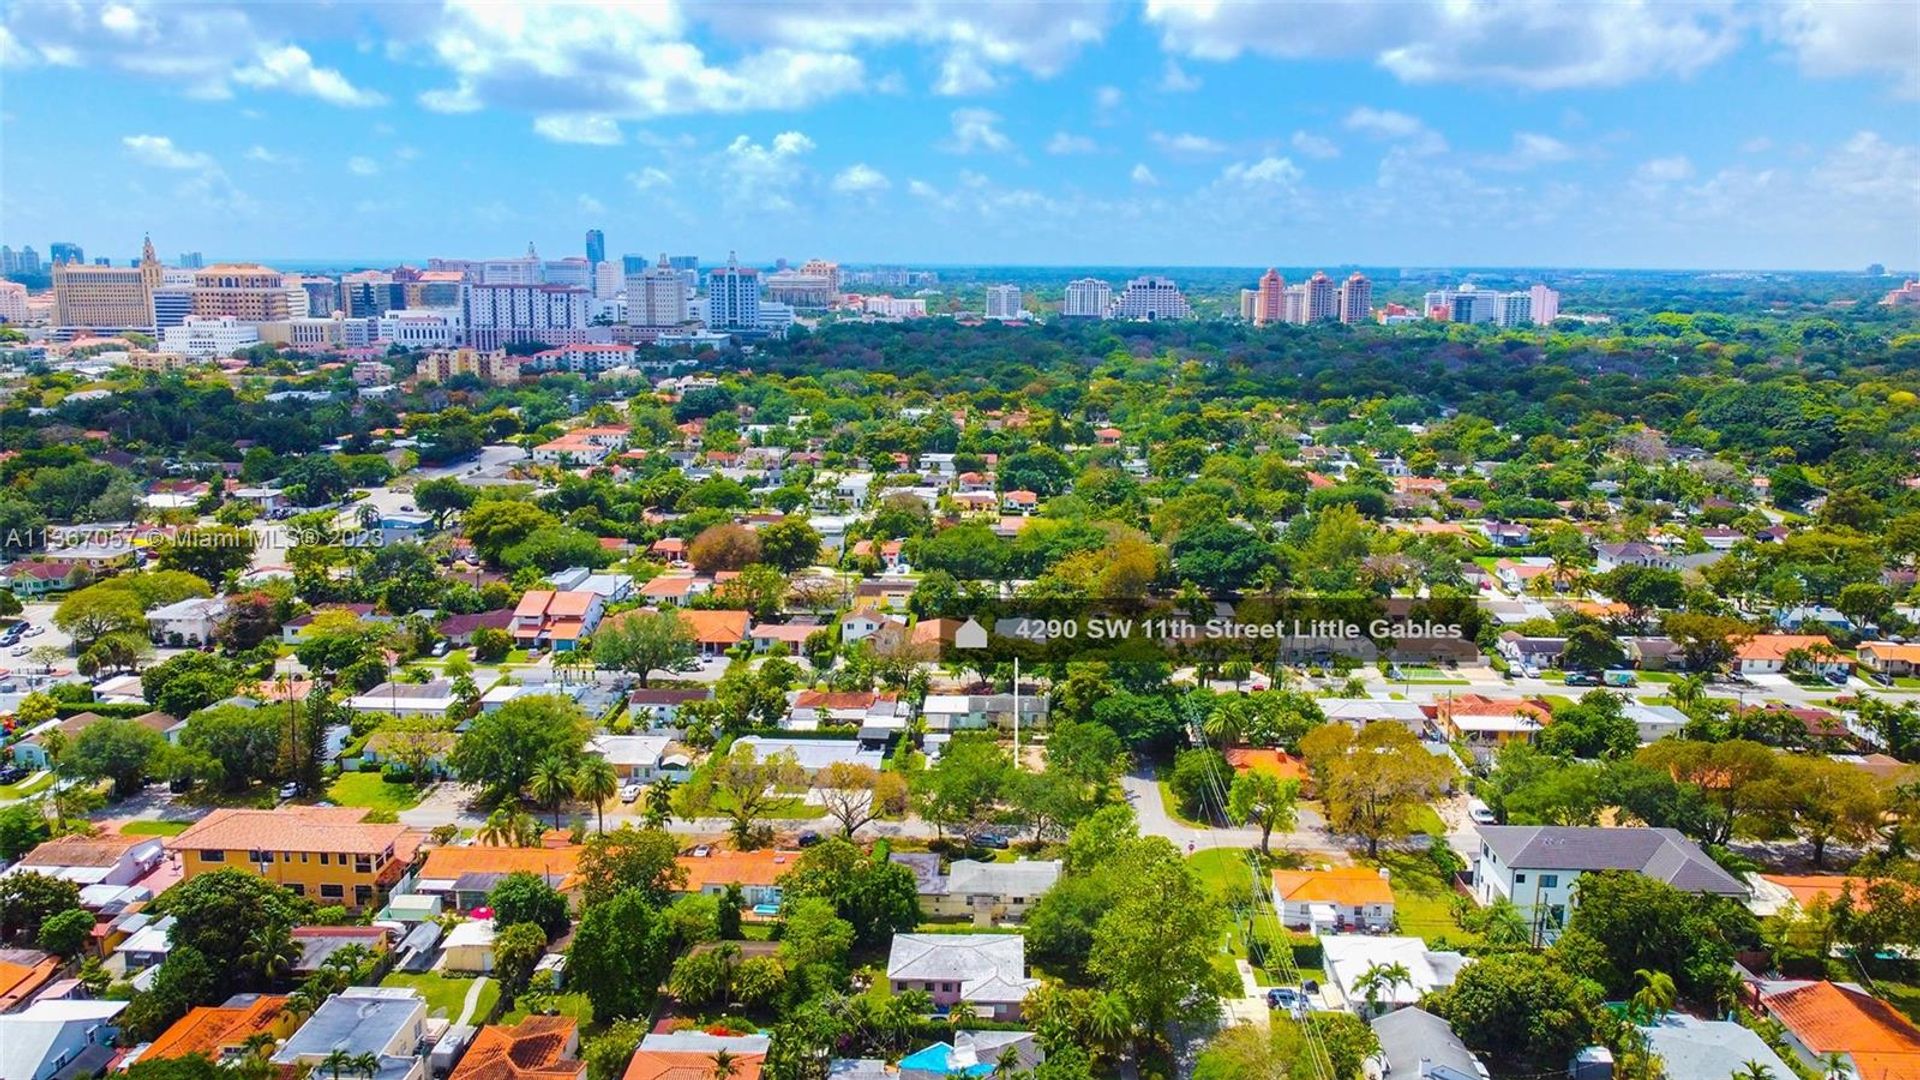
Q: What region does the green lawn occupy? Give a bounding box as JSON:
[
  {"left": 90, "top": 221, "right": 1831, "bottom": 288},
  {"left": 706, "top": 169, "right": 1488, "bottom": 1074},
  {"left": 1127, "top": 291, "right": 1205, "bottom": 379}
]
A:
[
  {"left": 1406, "top": 805, "right": 1446, "bottom": 837},
  {"left": 1363, "top": 850, "right": 1480, "bottom": 947},
  {"left": 381, "top": 972, "right": 497, "bottom": 1022},
  {"left": 502, "top": 991, "right": 593, "bottom": 1028},
  {"left": 118, "top": 820, "right": 191, "bottom": 836},
  {"left": 1871, "top": 975, "right": 1920, "bottom": 1027},
  {"left": 1392, "top": 666, "right": 1471, "bottom": 685},
  {"left": 0, "top": 771, "right": 55, "bottom": 800},
  {"left": 327, "top": 772, "right": 428, "bottom": 813},
  {"left": 1154, "top": 772, "right": 1210, "bottom": 828}
]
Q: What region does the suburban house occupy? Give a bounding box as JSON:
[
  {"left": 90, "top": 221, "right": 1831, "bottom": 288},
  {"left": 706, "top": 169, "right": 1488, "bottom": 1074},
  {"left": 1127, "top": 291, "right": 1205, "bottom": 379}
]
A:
[
  {"left": 510, "top": 589, "right": 605, "bottom": 652},
  {"left": 1623, "top": 702, "right": 1689, "bottom": 743},
  {"left": 0, "top": 999, "right": 129, "bottom": 1080},
  {"left": 1321, "top": 698, "right": 1431, "bottom": 732},
  {"left": 441, "top": 920, "right": 497, "bottom": 974},
  {"left": 898, "top": 1032, "right": 1044, "bottom": 1080},
  {"left": 413, "top": 842, "right": 584, "bottom": 913},
  {"left": 1735, "top": 634, "right": 1847, "bottom": 677},
  {"left": 1750, "top": 979, "right": 1920, "bottom": 1080},
  {"left": 1321, "top": 936, "right": 1469, "bottom": 1016},
  {"left": 1858, "top": 641, "right": 1920, "bottom": 677},
  {"left": 1594, "top": 541, "right": 1672, "bottom": 572},
  {"left": 675, "top": 846, "right": 802, "bottom": 909},
  {"left": 1472, "top": 825, "right": 1747, "bottom": 935},
  {"left": 1431, "top": 695, "right": 1549, "bottom": 757},
  {"left": 531, "top": 424, "right": 631, "bottom": 465},
  {"left": 733, "top": 736, "right": 883, "bottom": 775},
  {"left": 547, "top": 566, "right": 634, "bottom": 602},
  {"left": 7, "top": 830, "right": 165, "bottom": 887},
  {"left": 1635, "top": 1014, "right": 1793, "bottom": 1080},
  {"left": 749, "top": 621, "right": 819, "bottom": 654},
  {"left": 0, "top": 951, "right": 62, "bottom": 1011},
  {"left": 677, "top": 608, "right": 750, "bottom": 657},
  {"left": 917, "top": 859, "right": 1063, "bottom": 925},
  {"left": 345, "top": 680, "right": 461, "bottom": 718},
  {"left": 839, "top": 605, "right": 904, "bottom": 643},
  {"left": 587, "top": 734, "right": 677, "bottom": 783},
  {"left": 1272, "top": 867, "right": 1396, "bottom": 934},
  {"left": 626, "top": 687, "right": 713, "bottom": 727},
  {"left": 625, "top": 1041, "right": 766, "bottom": 1080},
  {"left": 786, "top": 690, "right": 903, "bottom": 732},
  {"left": 638, "top": 575, "right": 708, "bottom": 605},
  {"left": 0, "top": 560, "right": 89, "bottom": 597},
  {"left": 435, "top": 609, "right": 514, "bottom": 647},
  {"left": 1368, "top": 1007, "right": 1489, "bottom": 1080},
  {"left": 271, "top": 987, "right": 426, "bottom": 1077},
  {"left": 170, "top": 806, "right": 423, "bottom": 912},
  {"left": 131, "top": 993, "right": 295, "bottom": 1067},
  {"left": 146, "top": 597, "right": 227, "bottom": 646},
  {"left": 449, "top": 1017, "right": 584, "bottom": 1080},
  {"left": 917, "top": 694, "right": 1049, "bottom": 733},
  {"left": 1497, "top": 632, "right": 1566, "bottom": 671},
  {"left": 885, "top": 934, "right": 1041, "bottom": 1021},
  {"left": 281, "top": 603, "right": 378, "bottom": 644}
]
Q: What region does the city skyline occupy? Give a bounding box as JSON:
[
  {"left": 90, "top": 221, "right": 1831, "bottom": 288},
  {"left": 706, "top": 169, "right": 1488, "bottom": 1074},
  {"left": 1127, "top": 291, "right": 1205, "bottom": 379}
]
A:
[{"left": 2, "top": 2, "right": 1917, "bottom": 269}]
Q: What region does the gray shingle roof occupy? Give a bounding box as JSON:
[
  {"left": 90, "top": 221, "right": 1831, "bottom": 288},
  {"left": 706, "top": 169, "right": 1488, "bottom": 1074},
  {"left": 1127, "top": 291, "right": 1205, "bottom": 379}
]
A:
[
  {"left": 1371, "top": 1007, "right": 1485, "bottom": 1080},
  {"left": 1476, "top": 826, "right": 1746, "bottom": 896}
]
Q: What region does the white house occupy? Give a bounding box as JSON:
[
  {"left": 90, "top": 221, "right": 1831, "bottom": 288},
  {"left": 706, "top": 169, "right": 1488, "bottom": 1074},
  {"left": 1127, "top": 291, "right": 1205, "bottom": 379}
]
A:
[
  {"left": 886, "top": 934, "right": 1040, "bottom": 1021},
  {"left": 7, "top": 831, "right": 165, "bottom": 887},
  {"left": 1472, "top": 825, "right": 1747, "bottom": 938},
  {"left": 1321, "top": 936, "right": 1470, "bottom": 1015},
  {"left": 272, "top": 986, "right": 426, "bottom": 1078},
  {"left": 918, "top": 860, "right": 1063, "bottom": 925},
  {"left": 441, "top": 920, "right": 496, "bottom": 974},
  {"left": 146, "top": 596, "right": 227, "bottom": 646},
  {"left": 0, "top": 999, "right": 129, "bottom": 1080},
  {"left": 587, "top": 734, "right": 674, "bottom": 782}
]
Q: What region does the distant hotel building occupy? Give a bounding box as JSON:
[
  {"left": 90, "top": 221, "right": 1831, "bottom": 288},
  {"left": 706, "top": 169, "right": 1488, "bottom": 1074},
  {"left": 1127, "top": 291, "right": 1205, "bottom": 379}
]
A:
[
  {"left": 481, "top": 244, "right": 546, "bottom": 286},
  {"left": 985, "top": 285, "right": 1024, "bottom": 320},
  {"left": 193, "top": 264, "right": 290, "bottom": 322},
  {"left": 1254, "top": 269, "right": 1285, "bottom": 327},
  {"left": 705, "top": 255, "right": 761, "bottom": 332},
  {"left": 461, "top": 282, "right": 593, "bottom": 350},
  {"left": 1113, "top": 276, "right": 1191, "bottom": 321},
  {"left": 765, "top": 266, "right": 836, "bottom": 310},
  {"left": 53, "top": 236, "right": 161, "bottom": 332},
  {"left": 628, "top": 254, "right": 692, "bottom": 328},
  {"left": 0, "top": 281, "right": 27, "bottom": 323},
  {"left": 1062, "top": 278, "right": 1111, "bottom": 319},
  {"left": 1302, "top": 270, "right": 1338, "bottom": 323},
  {"left": 862, "top": 296, "right": 928, "bottom": 318},
  {"left": 161, "top": 315, "right": 260, "bottom": 359},
  {"left": 1338, "top": 272, "right": 1372, "bottom": 325},
  {"left": 417, "top": 347, "right": 517, "bottom": 385},
  {"left": 1424, "top": 283, "right": 1559, "bottom": 326}
]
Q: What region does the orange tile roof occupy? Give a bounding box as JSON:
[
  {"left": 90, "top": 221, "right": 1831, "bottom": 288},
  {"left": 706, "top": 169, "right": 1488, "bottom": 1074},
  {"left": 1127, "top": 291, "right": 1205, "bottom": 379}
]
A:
[
  {"left": 143, "top": 994, "right": 290, "bottom": 1061},
  {"left": 1224, "top": 748, "right": 1310, "bottom": 783},
  {"left": 1862, "top": 642, "right": 1920, "bottom": 664},
  {"left": 1764, "top": 982, "right": 1920, "bottom": 1075},
  {"left": 0, "top": 955, "right": 60, "bottom": 1010},
  {"left": 677, "top": 609, "right": 749, "bottom": 646},
  {"left": 1760, "top": 875, "right": 1917, "bottom": 914},
  {"left": 1271, "top": 867, "right": 1395, "bottom": 907},
  {"left": 449, "top": 1017, "right": 584, "bottom": 1080},
  {"left": 676, "top": 848, "right": 801, "bottom": 892},
  {"left": 418, "top": 843, "right": 585, "bottom": 892},
  {"left": 515, "top": 590, "right": 556, "bottom": 618},
  {"left": 624, "top": 1052, "right": 764, "bottom": 1080},
  {"left": 1736, "top": 634, "right": 1835, "bottom": 661},
  {"left": 171, "top": 806, "right": 412, "bottom": 857},
  {"left": 548, "top": 591, "right": 595, "bottom": 617},
  {"left": 1434, "top": 694, "right": 1552, "bottom": 721}
]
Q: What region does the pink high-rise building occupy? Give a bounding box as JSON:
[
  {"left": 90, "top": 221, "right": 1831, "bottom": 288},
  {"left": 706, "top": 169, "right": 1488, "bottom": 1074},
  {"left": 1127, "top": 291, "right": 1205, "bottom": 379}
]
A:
[
  {"left": 1338, "top": 272, "right": 1372, "bottom": 324},
  {"left": 1529, "top": 284, "right": 1560, "bottom": 324},
  {"left": 1304, "top": 271, "right": 1338, "bottom": 322},
  {"left": 1254, "top": 269, "right": 1286, "bottom": 327}
]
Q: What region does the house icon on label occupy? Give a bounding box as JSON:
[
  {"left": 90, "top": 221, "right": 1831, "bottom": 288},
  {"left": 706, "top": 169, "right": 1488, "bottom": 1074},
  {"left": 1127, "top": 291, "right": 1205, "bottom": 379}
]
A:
[{"left": 954, "top": 617, "right": 989, "bottom": 650}]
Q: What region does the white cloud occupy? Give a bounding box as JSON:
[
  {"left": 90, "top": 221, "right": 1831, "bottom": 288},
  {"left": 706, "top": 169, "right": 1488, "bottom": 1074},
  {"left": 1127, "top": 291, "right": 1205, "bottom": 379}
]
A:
[
  {"left": 1094, "top": 85, "right": 1124, "bottom": 110},
  {"left": 1145, "top": 0, "right": 1741, "bottom": 90},
  {"left": 577, "top": 193, "right": 606, "bottom": 215},
  {"left": 1130, "top": 163, "right": 1159, "bottom": 187},
  {"left": 1771, "top": 1, "right": 1920, "bottom": 98},
  {"left": 533, "top": 114, "right": 624, "bottom": 145},
  {"left": 1741, "top": 136, "right": 1774, "bottom": 154},
  {"left": 233, "top": 44, "right": 386, "bottom": 107},
  {"left": 1047, "top": 132, "right": 1099, "bottom": 155},
  {"left": 1635, "top": 155, "right": 1696, "bottom": 184},
  {"left": 1344, "top": 107, "right": 1447, "bottom": 154},
  {"left": 1483, "top": 132, "right": 1577, "bottom": 170},
  {"left": 831, "top": 162, "right": 890, "bottom": 193},
  {"left": 122, "top": 134, "right": 215, "bottom": 170},
  {"left": 243, "top": 144, "right": 290, "bottom": 164},
  {"left": 1159, "top": 58, "right": 1200, "bottom": 92},
  {"left": 943, "top": 107, "right": 1012, "bottom": 153},
  {"left": 1151, "top": 131, "right": 1227, "bottom": 156},
  {"left": 347, "top": 155, "right": 380, "bottom": 176},
  {"left": 628, "top": 167, "right": 674, "bottom": 190},
  {"left": 720, "top": 130, "right": 815, "bottom": 210},
  {"left": 1812, "top": 130, "right": 1920, "bottom": 203},
  {"left": 1221, "top": 156, "right": 1304, "bottom": 188},
  {"left": 1290, "top": 131, "right": 1340, "bottom": 159}
]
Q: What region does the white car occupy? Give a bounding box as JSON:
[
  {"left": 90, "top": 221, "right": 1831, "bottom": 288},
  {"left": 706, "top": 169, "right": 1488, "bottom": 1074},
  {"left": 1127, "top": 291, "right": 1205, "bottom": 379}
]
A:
[
  {"left": 23, "top": 626, "right": 43, "bottom": 638},
  {"left": 8, "top": 645, "right": 28, "bottom": 656},
  {"left": 620, "top": 783, "right": 643, "bottom": 803}
]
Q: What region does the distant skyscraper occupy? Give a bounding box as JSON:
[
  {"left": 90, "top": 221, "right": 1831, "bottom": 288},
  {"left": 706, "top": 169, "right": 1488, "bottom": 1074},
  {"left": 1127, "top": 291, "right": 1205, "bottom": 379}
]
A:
[
  {"left": 1063, "top": 278, "right": 1111, "bottom": 319},
  {"left": 179, "top": 252, "right": 204, "bottom": 269},
  {"left": 461, "top": 281, "right": 591, "bottom": 350},
  {"left": 1283, "top": 284, "right": 1307, "bottom": 324},
  {"left": 53, "top": 234, "right": 159, "bottom": 330},
  {"left": 16, "top": 247, "right": 41, "bottom": 276},
  {"left": 668, "top": 255, "right": 700, "bottom": 294},
  {"left": 1528, "top": 285, "right": 1560, "bottom": 325},
  {"left": 481, "top": 243, "right": 544, "bottom": 286},
  {"left": 1495, "top": 291, "right": 1533, "bottom": 327},
  {"left": 985, "top": 284, "right": 1023, "bottom": 320},
  {"left": 585, "top": 229, "right": 605, "bottom": 270},
  {"left": 628, "top": 253, "right": 691, "bottom": 328},
  {"left": 621, "top": 254, "right": 649, "bottom": 276},
  {"left": 151, "top": 286, "right": 194, "bottom": 330},
  {"left": 1239, "top": 289, "right": 1258, "bottom": 322},
  {"left": 1303, "top": 271, "right": 1338, "bottom": 322},
  {"left": 1338, "top": 272, "right": 1372, "bottom": 325},
  {"left": 705, "top": 253, "right": 760, "bottom": 331},
  {"left": 1254, "top": 269, "right": 1286, "bottom": 327},
  {"left": 49, "top": 242, "right": 84, "bottom": 265},
  {"left": 1114, "top": 276, "right": 1192, "bottom": 321}
]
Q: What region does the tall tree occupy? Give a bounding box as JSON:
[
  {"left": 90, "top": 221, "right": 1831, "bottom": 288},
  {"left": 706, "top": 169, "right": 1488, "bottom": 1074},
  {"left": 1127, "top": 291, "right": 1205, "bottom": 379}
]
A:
[{"left": 1300, "top": 721, "right": 1452, "bottom": 857}]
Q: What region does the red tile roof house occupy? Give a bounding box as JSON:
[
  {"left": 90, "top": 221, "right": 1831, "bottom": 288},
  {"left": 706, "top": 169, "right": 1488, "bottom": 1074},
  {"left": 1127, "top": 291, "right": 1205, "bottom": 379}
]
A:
[
  {"left": 511, "top": 590, "right": 606, "bottom": 652},
  {"left": 0, "top": 560, "right": 89, "bottom": 597},
  {"left": 436, "top": 608, "right": 515, "bottom": 646},
  {"left": 1000, "top": 489, "right": 1040, "bottom": 515}
]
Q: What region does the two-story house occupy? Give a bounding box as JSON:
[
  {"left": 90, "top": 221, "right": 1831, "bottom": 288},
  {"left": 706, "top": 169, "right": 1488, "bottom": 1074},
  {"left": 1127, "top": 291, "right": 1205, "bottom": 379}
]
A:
[
  {"left": 1472, "top": 825, "right": 1747, "bottom": 939},
  {"left": 510, "top": 589, "right": 605, "bottom": 652},
  {"left": 170, "top": 806, "right": 423, "bottom": 912}
]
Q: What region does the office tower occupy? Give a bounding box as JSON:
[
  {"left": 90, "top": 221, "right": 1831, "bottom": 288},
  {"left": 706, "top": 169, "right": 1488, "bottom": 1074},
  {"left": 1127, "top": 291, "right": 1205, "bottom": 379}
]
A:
[
  {"left": 1063, "top": 278, "right": 1112, "bottom": 319},
  {"left": 460, "top": 282, "right": 591, "bottom": 350},
  {"left": 408, "top": 270, "right": 464, "bottom": 308},
  {"left": 704, "top": 254, "right": 759, "bottom": 331},
  {"left": 15, "top": 247, "right": 42, "bottom": 276},
  {"left": 543, "top": 258, "right": 593, "bottom": 288},
  {"left": 1529, "top": 285, "right": 1560, "bottom": 324},
  {"left": 299, "top": 278, "right": 340, "bottom": 318},
  {"left": 53, "top": 235, "right": 159, "bottom": 330},
  {"left": 1495, "top": 292, "right": 1533, "bottom": 327},
  {"left": 621, "top": 254, "right": 649, "bottom": 276},
  {"left": 340, "top": 271, "right": 398, "bottom": 318},
  {"left": 627, "top": 253, "right": 691, "bottom": 327},
  {"left": 585, "top": 229, "right": 605, "bottom": 270},
  {"left": 1113, "top": 276, "right": 1192, "bottom": 321},
  {"left": 1254, "top": 268, "right": 1286, "bottom": 327},
  {"left": 668, "top": 255, "right": 700, "bottom": 295},
  {"left": 151, "top": 286, "right": 194, "bottom": 329},
  {"left": 593, "top": 262, "right": 622, "bottom": 300},
  {"left": 985, "top": 285, "right": 1023, "bottom": 320},
  {"left": 179, "top": 252, "right": 204, "bottom": 269},
  {"left": 1338, "top": 272, "right": 1372, "bottom": 325},
  {"left": 193, "top": 263, "right": 290, "bottom": 321},
  {"left": 1303, "top": 271, "right": 1338, "bottom": 322},
  {"left": 49, "top": 242, "right": 84, "bottom": 265}
]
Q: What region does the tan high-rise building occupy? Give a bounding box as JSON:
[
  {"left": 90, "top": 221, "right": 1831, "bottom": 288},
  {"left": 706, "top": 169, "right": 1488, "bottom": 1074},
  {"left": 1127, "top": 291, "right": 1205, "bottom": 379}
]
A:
[
  {"left": 1303, "top": 270, "right": 1338, "bottom": 323},
  {"left": 53, "top": 234, "right": 159, "bottom": 331},
  {"left": 1254, "top": 268, "right": 1286, "bottom": 327},
  {"left": 193, "top": 264, "right": 290, "bottom": 321},
  {"left": 1338, "top": 272, "right": 1372, "bottom": 325}
]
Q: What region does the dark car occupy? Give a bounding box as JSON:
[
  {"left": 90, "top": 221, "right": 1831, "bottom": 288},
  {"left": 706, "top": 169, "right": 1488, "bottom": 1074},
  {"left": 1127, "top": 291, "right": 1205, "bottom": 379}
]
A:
[
  {"left": 1563, "top": 671, "right": 1600, "bottom": 686},
  {"left": 797, "top": 831, "right": 823, "bottom": 847},
  {"left": 970, "top": 833, "right": 1011, "bottom": 850},
  {"left": 1824, "top": 670, "right": 1850, "bottom": 687}
]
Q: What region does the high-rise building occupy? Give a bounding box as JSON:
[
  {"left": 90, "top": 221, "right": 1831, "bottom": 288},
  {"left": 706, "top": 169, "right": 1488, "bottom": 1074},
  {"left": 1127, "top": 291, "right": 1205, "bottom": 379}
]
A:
[
  {"left": 1254, "top": 269, "right": 1286, "bottom": 327},
  {"left": 765, "top": 267, "right": 836, "bottom": 309},
  {"left": 53, "top": 235, "right": 160, "bottom": 330},
  {"left": 621, "top": 254, "right": 649, "bottom": 276},
  {"left": 668, "top": 255, "right": 700, "bottom": 295},
  {"left": 593, "top": 262, "right": 622, "bottom": 300},
  {"left": 543, "top": 258, "right": 593, "bottom": 288},
  {"left": 0, "top": 281, "right": 29, "bottom": 323},
  {"left": 705, "top": 254, "right": 760, "bottom": 332},
  {"left": 407, "top": 270, "right": 465, "bottom": 309},
  {"left": 1063, "top": 278, "right": 1112, "bottom": 319},
  {"left": 298, "top": 278, "right": 340, "bottom": 319},
  {"left": 179, "top": 252, "right": 204, "bottom": 269},
  {"left": 12, "top": 247, "right": 42, "bottom": 276},
  {"left": 1337, "top": 272, "right": 1372, "bottom": 325},
  {"left": 628, "top": 253, "right": 691, "bottom": 328},
  {"left": 1283, "top": 285, "right": 1308, "bottom": 324},
  {"left": 481, "top": 243, "right": 545, "bottom": 286},
  {"left": 152, "top": 286, "right": 194, "bottom": 330},
  {"left": 1239, "top": 289, "right": 1258, "bottom": 322},
  {"left": 985, "top": 285, "right": 1023, "bottom": 320},
  {"left": 193, "top": 264, "right": 290, "bottom": 321},
  {"left": 799, "top": 258, "right": 841, "bottom": 298},
  {"left": 585, "top": 229, "right": 605, "bottom": 271},
  {"left": 417, "top": 347, "right": 517, "bottom": 385},
  {"left": 461, "top": 283, "right": 592, "bottom": 350},
  {"left": 1495, "top": 292, "right": 1532, "bottom": 327},
  {"left": 1114, "top": 276, "right": 1192, "bottom": 321},
  {"left": 340, "top": 271, "right": 400, "bottom": 319},
  {"left": 49, "top": 242, "right": 84, "bottom": 265},
  {"left": 1529, "top": 285, "right": 1560, "bottom": 325},
  {"left": 1303, "top": 271, "right": 1338, "bottom": 322}
]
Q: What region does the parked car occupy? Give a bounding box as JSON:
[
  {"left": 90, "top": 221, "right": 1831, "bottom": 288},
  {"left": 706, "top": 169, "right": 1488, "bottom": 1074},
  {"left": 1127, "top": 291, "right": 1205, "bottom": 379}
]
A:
[
  {"left": 431, "top": 641, "right": 449, "bottom": 657},
  {"left": 8, "top": 645, "right": 28, "bottom": 656},
  {"left": 1869, "top": 671, "right": 1896, "bottom": 688},
  {"left": 1824, "top": 670, "right": 1850, "bottom": 687},
  {"left": 278, "top": 782, "right": 300, "bottom": 800},
  {"left": 969, "top": 833, "right": 1011, "bottom": 850},
  {"left": 1468, "top": 799, "right": 1498, "bottom": 825},
  {"left": 1266, "top": 987, "right": 1306, "bottom": 1015},
  {"left": 22, "top": 626, "right": 43, "bottom": 638},
  {"left": 797, "top": 831, "right": 823, "bottom": 847},
  {"left": 1563, "top": 671, "right": 1600, "bottom": 686},
  {"left": 619, "top": 783, "right": 642, "bottom": 803}
]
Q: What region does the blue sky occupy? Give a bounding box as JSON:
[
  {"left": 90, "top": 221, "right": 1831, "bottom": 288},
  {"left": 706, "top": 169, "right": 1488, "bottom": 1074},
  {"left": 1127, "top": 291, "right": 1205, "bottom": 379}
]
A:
[{"left": 3, "top": 1, "right": 1916, "bottom": 269}]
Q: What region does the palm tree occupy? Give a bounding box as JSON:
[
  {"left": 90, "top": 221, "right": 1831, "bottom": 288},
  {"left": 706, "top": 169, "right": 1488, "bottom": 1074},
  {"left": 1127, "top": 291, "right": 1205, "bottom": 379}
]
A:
[
  {"left": 946, "top": 1001, "right": 977, "bottom": 1031},
  {"left": 572, "top": 757, "right": 619, "bottom": 834},
  {"left": 1733, "top": 1061, "right": 1777, "bottom": 1080},
  {"left": 992, "top": 1046, "right": 1022, "bottom": 1078},
  {"left": 316, "top": 1049, "right": 354, "bottom": 1080},
  {"left": 1628, "top": 968, "right": 1677, "bottom": 1023},
  {"left": 239, "top": 1031, "right": 277, "bottom": 1059},
  {"left": 709, "top": 1049, "right": 739, "bottom": 1080},
  {"left": 478, "top": 807, "right": 517, "bottom": 846},
  {"left": 1815, "top": 1053, "right": 1851, "bottom": 1080},
  {"left": 529, "top": 755, "right": 574, "bottom": 829},
  {"left": 1087, "top": 991, "right": 1132, "bottom": 1063},
  {"left": 645, "top": 778, "right": 676, "bottom": 829},
  {"left": 1354, "top": 962, "right": 1413, "bottom": 1015},
  {"left": 348, "top": 1052, "right": 380, "bottom": 1079},
  {"left": 241, "top": 923, "right": 300, "bottom": 985}
]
